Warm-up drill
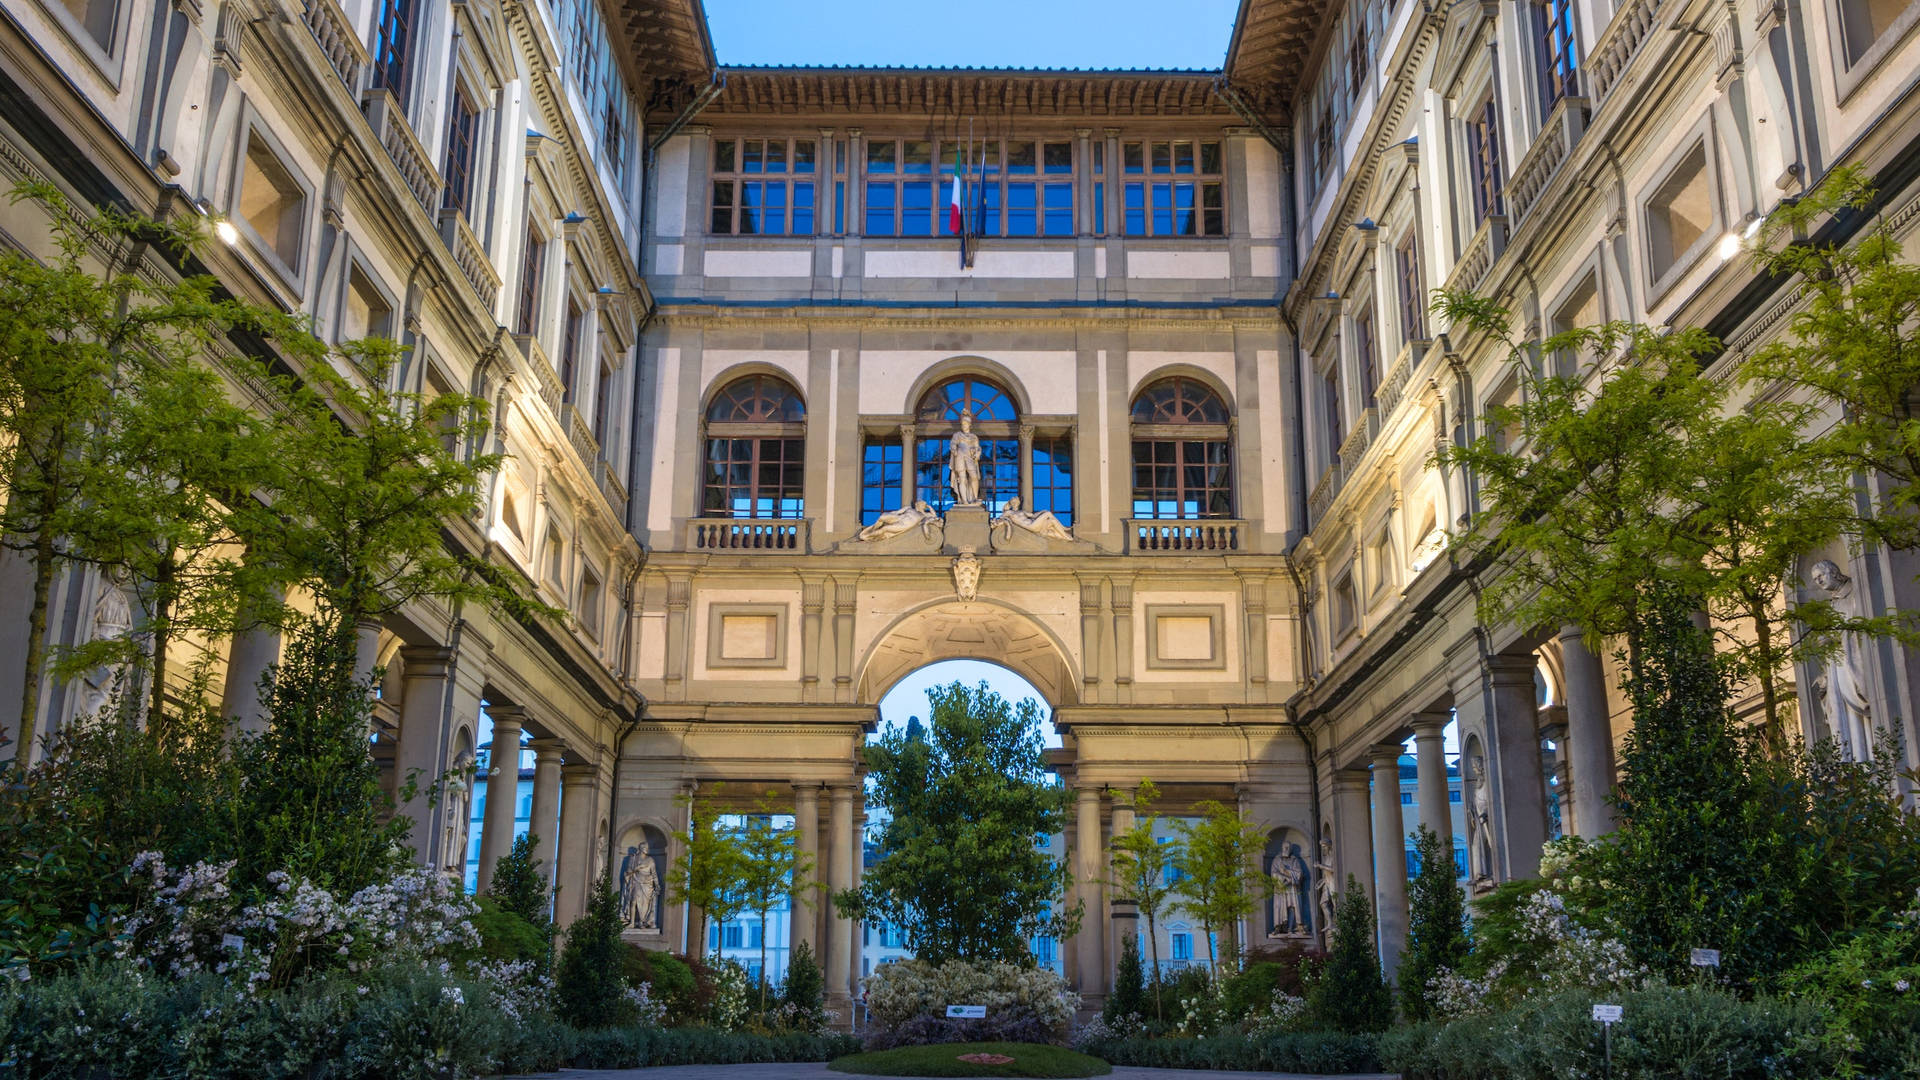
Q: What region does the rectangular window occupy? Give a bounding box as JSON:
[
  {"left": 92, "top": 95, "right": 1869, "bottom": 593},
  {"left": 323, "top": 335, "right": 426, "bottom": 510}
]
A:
[
  {"left": 1468, "top": 95, "right": 1504, "bottom": 224},
  {"left": 1355, "top": 306, "right": 1378, "bottom": 405},
  {"left": 60, "top": 0, "right": 118, "bottom": 50},
  {"left": 369, "top": 0, "right": 418, "bottom": 105},
  {"left": 1396, "top": 233, "right": 1426, "bottom": 342},
  {"left": 1534, "top": 0, "right": 1579, "bottom": 111},
  {"left": 1121, "top": 140, "right": 1225, "bottom": 237},
  {"left": 517, "top": 221, "right": 545, "bottom": 336},
  {"left": 1092, "top": 141, "right": 1106, "bottom": 235},
  {"left": 559, "top": 300, "right": 582, "bottom": 404},
  {"left": 579, "top": 565, "right": 602, "bottom": 637},
  {"left": 749, "top": 922, "right": 764, "bottom": 948},
  {"left": 916, "top": 437, "right": 1020, "bottom": 515},
  {"left": 592, "top": 359, "right": 614, "bottom": 446},
  {"left": 1322, "top": 369, "right": 1345, "bottom": 467},
  {"left": 1314, "top": 107, "right": 1336, "bottom": 188},
  {"left": 861, "top": 436, "right": 904, "bottom": 526},
  {"left": 239, "top": 136, "right": 306, "bottom": 268},
  {"left": 1450, "top": 789, "right": 1463, "bottom": 803},
  {"left": 1032, "top": 435, "right": 1073, "bottom": 526},
  {"left": 442, "top": 86, "right": 481, "bottom": 217},
  {"left": 1130, "top": 439, "right": 1233, "bottom": 519},
  {"left": 1170, "top": 933, "right": 1192, "bottom": 961},
  {"left": 340, "top": 266, "right": 391, "bottom": 342},
  {"left": 704, "top": 438, "right": 806, "bottom": 518},
  {"left": 1646, "top": 143, "right": 1712, "bottom": 281},
  {"left": 1838, "top": 0, "right": 1910, "bottom": 65},
  {"left": 1400, "top": 791, "right": 1413, "bottom": 805},
  {"left": 724, "top": 924, "right": 743, "bottom": 949},
  {"left": 1347, "top": 11, "right": 1370, "bottom": 99},
  {"left": 711, "top": 138, "right": 817, "bottom": 236}
]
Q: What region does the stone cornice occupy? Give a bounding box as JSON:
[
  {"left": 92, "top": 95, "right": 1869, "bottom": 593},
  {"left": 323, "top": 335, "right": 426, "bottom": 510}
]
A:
[{"left": 650, "top": 304, "right": 1284, "bottom": 333}]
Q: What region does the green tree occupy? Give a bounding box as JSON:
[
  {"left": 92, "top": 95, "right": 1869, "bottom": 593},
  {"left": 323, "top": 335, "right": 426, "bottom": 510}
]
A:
[
  {"left": 837, "top": 680, "right": 1080, "bottom": 964},
  {"left": 669, "top": 801, "right": 746, "bottom": 957},
  {"left": 734, "top": 796, "right": 815, "bottom": 1009},
  {"left": 487, "top": 832, "right": 554, "bottom": 951},
  {"left": 555, "top": 871, "right": 635, "bottom": 1029},
  {"left": 1103, "top": 932, "right": 1147, "bottom": 1028},
  {"left": 1397, "top": 825, "right": 1468, "bottom": 1021},
  {"left": 1307, "top": 876, "right": 1392, "bottom": 1033},
  {"left": 0, "top": 182, "right": 314, "bottom": 738},
  {"left": 1171, "top": 800, "right": 1271, "bottom": 971},
  {"left": 780, "top": 938, "right": 826, "bottom": 1031},
  {"left": 1106, "top": 779, "right": 1176, "bottom": 1019}
]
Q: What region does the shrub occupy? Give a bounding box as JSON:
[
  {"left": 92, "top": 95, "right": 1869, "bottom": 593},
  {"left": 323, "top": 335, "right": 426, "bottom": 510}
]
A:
[
  {"left": 568, "top": 1026, "right": 862, "bottom": 1068},
  {"left": 1220, "top": 962, "right": 1281, "bottom": 1023},
  {"left": 1241, "top": 938, "right": 1326, "bottom": 998},
  {"left": 863, "top": 1004, "right": 1062, "bottom": 1050},
  {"left": 555, "top": 872, "right": 632, "bottom": 1029},
  {"left": 1307, "top": 878, "right": 1392, "bottom": 1033},
  {"left": 777, "top": 938, "right": 829, "bottom": 1033},
  {"left": 863, "top": 957, "right": 1079, "bottom": 1037},
  {"left": 1400, "top": 824, "right": 1469, "bottom": 1022},
  {"left": 1104, "top": 932, "right": 1146, "bottom": 1028},
  {"left": 1074, "top": 1029, "right": 1380, "bottom": 1073},
  {"left": 471, "top": 895, "right": 549, "bottom": 964},
  {"left": 1775, "top": 912, "right": 1920, "bottom": 1080}
]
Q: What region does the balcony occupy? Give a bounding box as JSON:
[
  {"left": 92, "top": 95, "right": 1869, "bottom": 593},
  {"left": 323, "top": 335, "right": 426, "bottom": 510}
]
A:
[
  {"left": 1375, "top": 341, "right": 1424, "bottom": 420},
  {"left": 1589, "top": 0, "right": 1672, "bottom": 104},
  {"left": 1126, "top": 519, "right": 1244, "bottom": 553},
  {"left": 361, "top": 88, "right": 441, "bottom": 213},
  {"left": 438, "top": 208, "right": 501, "bottom": 310},
  {"left": 689, "top": 519, "right": 810, "bottom": 552},
  {"left": 594, "top": 459, "right": 629, "bottom": 522},
  {"left": 514, "top": 333, "right": 565, "bottom": 419},
  {"left": 1339, "top": 406, "right": 1379, "bottom": 468},
  {"left": 302, "top": 0, "right": 366, "bottom": 91},
  {"left": 1309, "top": 467, "right": 1338, "bottom": 524},
  {"left": 1506, "top": 96, "right": 1589, "bottom": 227},
  {"left": 1445, "top": 214, "right": 1508, "bottom": 297},
  {"left": 562, "top": 404, "right": 600, "bottom": 472}
]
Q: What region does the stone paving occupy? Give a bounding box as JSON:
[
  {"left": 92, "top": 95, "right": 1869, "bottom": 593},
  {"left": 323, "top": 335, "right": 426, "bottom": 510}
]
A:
[{"left": 510, "top": 1063, "right": 1400, "bottom": 1080}]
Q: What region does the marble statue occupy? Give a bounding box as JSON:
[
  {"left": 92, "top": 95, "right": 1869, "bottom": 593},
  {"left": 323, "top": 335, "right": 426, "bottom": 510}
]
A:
[
  {"left": 952, "top": 545, "right": 981, "bottom": 602},
  {"left": 855, "top": 499, "right": 941, "bottom": 543},
  {"left": 1811, "top": 559, "right": 1875, "bottom": 760},
  {"left": 1408, "top": 525, "right": 1448, "bottom": 574},
  {"left": 1467, "top": 755, "right": 1495, "bottom": 882},
  {"left": 79, "top": 585, "right": 133, "bottom": 718},
  {"left": 949, "top": 411, "right": 982, "bottom": 506},
  {"left": 441, "top": 752, "right": 473, "bottom": 872},
  {"left": 1270, "top": 843, "right": 1308, "bottom": 936},
  {"left": 1312, "top": 837, "right": 1338, "bottom": 941},
  {"left": 993, "top": 496, "right": 1074, "bottom": 542},
  {"left": 620, "top": 844, "right": 660, "bottom": 931}
]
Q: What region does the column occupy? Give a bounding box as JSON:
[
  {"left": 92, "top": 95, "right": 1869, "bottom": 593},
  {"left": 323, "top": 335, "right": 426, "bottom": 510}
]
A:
[
  {"left": 792, "top": 782, "right": 821, "bottom": 956},
  {"left": 1412, "top": 713, "right": 1452, "bottom": 843},
  {"left": 527, "top": 739, "right": 566, "bottom": 901},
  {"left": 826, "top": 783, "right": 855, "bottom": 1016},
  {"left": 898, "top": 423, "right": 916, "bottom": 507},
  {"left": 554, "top": 762, "right": 599, "bottom": 928},
  {"left": 220, "top": 584, "right": 283, "bottom": 733},
  {"left": 1331, "top": 768, "right": 1374, "bottom": 918},
  {"left": 1018, "top": 423, "right": 1035, "bottom": 509},
  {"left": 1073, "top": 786, "right": 1106, "bottom": 994},
  {"left": 1489, "top": 655, "right": 1551, "bottom": 879},
  {"left": 1074, "top": 129, "right": 1094, "bottom": 234},
  {"left": 353, "top": 618, "right": 384, "bottom": 686},
  {"left": 395, "top": 647, "right": 455, "bottom": 865},
  {"left": 1108, "top": 798, "right": 1137, "bottom": 990},
  {"left": 476, "top": 706, "right": 528, "bottom": 894},
  {"left": 1559, "top": 626, "right": 1617, "bottom": 836},
  {"left": 1369, "top": 744, "right": 1409, "bottom": 977}
]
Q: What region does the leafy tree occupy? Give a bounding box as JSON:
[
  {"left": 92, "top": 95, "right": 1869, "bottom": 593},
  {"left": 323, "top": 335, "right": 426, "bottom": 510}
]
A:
[
  {"left": 1106, "top": 779, "right": 1176, "bottom": 1019},
  {"left": 837, "top": 680, "right": 1080, "bottom": 964},
  {"left": 1307, "top": 876, "right": 1393, "bottom": 1033},
  {"left": 1397, "top": 825, "right": 1469, "bottom": 1021},
  {"left": 734, "top": 796, "right": 815, "bottom": 1009},
  {"left": 1171, "top": 800, "right": 1271, "bottom": 971},
  {"left": 0, "top": 182, "right": 315, "bottom": 737},
  {"left": 780, "top": 938, "right": 826, "bottom": 1030},
  {"left": 487, "top": 832, "right": 553, "bottom": 950},
  {"left": 555, "top": 871, "right": 634, "bottom": 1029},
  {"left": 669, "top": 800, "right": 746, "bottom": 957},
  {"left": 1103, "top": 932, "right": 1147, "bottom": 1028}
]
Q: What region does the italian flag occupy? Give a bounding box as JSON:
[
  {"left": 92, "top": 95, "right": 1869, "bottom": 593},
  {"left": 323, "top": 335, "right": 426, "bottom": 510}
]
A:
[{"left": 949, "top": 151, "right": 965, "bottom": 236}]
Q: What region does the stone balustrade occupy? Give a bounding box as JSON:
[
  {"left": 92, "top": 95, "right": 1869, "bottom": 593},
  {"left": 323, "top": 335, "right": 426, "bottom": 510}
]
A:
[
  {"left": 1506, "top": 96, "right": 1589, "bottom": 227},
  {"left": 438, "top": 208, "right": 501, "bottom": 310},
  {"left": 1127, "top": 519, "right": 1244, "bottom": 553},
  {"left": 689, "top": 519, "right": 810, "bottom": 551},
  {"left": 301, "top": 0, "right": 365, "bottom": 91},
  {"left": 361, "top": 88, "right": 441, "bottom": 213}
]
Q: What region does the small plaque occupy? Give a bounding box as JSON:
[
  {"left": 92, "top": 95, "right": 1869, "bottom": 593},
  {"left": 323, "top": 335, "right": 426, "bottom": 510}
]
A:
[
  {"left": 1690, "top": 948, "right": 1721, "bottom": 967},
  {"left": 946, "top": 1004, "right": 987, "bottom": 1019},
  {"left": 1591, "top": 1004, "right": 1623, "bottom": 1023},
  {"left": 221, "top": 934, "right": 245, "bottom": 953}
]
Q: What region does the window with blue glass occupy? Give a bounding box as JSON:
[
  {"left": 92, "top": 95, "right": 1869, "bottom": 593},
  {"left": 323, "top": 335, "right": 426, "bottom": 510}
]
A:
[
  {"left": 1121, "top": 140, "right": 1224, "bottom": 236},
  {"left": 1032, "top": 436, "right": 1074, "bottom": 526},
  {"left": 1130, "top": 377, "right": 1233, "bottom": 519},
  {"left": 1170, "top": 932, "right": 1192, "bottom": 961},
  {"left": 1092, "top": 141, "right": 1106, "bottom": 235},
  {"left": 711, "top": 139, "right": 816, "bottom": 236},
  {"left": 1533, "top": 0, "right": 1578, "bottom": 112},
  {"left": 749, "top": 922, "right": 764, "bottom": 948},
  {"left": 1453, "top": 847, "right": 1469, "bottom": 877},
  {"left": 702, "top": 375, "right": 806, "bottom": 519},
  {"left": 913, "top": 377, "right": 1021, "bottom": 515},
  {"left": 861, "top": 436, "right": 904, "bottom": 525},
  {"left": 859, "top": 138, "right": 1080, "bottom": 238},
  {"left": 723, "top": 923, "right": 743, "bottom": 948},
  {"left": 369, "top": 0, "right": 419, "bottom": 105}
]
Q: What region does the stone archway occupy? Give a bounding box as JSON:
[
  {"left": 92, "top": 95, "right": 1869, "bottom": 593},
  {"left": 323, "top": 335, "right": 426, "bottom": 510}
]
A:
[{"left": 856, "top": 599, "right": 1079, "bottom": 707}]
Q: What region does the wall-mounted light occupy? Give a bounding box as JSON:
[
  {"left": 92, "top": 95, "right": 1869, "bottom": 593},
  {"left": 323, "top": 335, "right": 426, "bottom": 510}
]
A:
[
  {"left": 1717, "top": 231, "right": 1742, "bottom": 261},
  {"left": 194, "top": 197, "right": 239, "bottom": 246}
]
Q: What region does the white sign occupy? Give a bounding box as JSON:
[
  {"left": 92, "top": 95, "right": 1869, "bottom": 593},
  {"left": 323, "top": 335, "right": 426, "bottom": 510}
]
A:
[
  {"left": 946, "top": 1005, "right": 987, "bottom": 1019},
  {"left": 1591, "top": 1004, "right": 1623, "bottom": 1023},
  {"left": 1690, "top": 949, "right": 1721, "bottom": 968},
  {"left": 221, "top": 934, "right": 245, "bottom": 953}
]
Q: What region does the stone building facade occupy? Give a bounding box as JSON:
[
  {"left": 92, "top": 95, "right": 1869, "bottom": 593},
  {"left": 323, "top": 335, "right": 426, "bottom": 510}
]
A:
[{"left": 0, "top": 0, "right": 1915, "bottom": 1024}]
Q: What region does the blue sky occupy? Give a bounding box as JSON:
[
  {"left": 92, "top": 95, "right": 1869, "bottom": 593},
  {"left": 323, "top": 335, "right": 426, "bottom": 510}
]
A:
[
  {"left": 704, "top": 0, "right": 1244, "bottom": 70},
  {"left": 876, "top": 658, "right": 1062, "bottom": 749}
]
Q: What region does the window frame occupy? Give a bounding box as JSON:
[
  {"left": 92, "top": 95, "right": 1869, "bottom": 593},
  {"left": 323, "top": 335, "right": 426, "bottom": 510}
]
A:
[
  {"left": 710, "top": 136, "right": 820, "bottom": 237},
  {"left": 913, "top": 376, "right": 1023, "bottom": 515},
  {"left": 1639, "top": 130, "right": 1722, "bottom": 302},
  {"left": 1129, "top": 376, "right": 1235, "bottom": 520},
  {"left": 442, "top": 80, "right": 483, "bottom": 218},
  {"left": 1828, "top": 0, "right": 1920, "bottom": 94},
  {"left": 229, "top": 118, "right": 312, "bottom": 291},
  {"left": 1396, "top": 231, "right": 1427, "bottom": 343},
  {"left": 702, "top": 374, "right": 808, "bottom": 521},
  {"left": 39, "top": 0, "right": 131, "bottom": 82},
  {"left": 1466, "top": 91, "right": 1504, "bottom": 225},
  {"left": 1532, "top": 0, "right": 1579, "bottom": 114},
  {"left": 368, "top": 0, "right": 422, "bottom": 110},
  {"left": 1120, "top": 139, "right": 1227, "bottom": 238}
]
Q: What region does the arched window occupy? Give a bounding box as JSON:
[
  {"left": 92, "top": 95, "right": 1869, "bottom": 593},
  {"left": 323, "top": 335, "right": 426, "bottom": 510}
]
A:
[
  {"left": 1130, "top": 376, "right": 1232, "bottom": 519},
  {"left": 702, "top": 375, "right": 805, "bottom": 519},
  {"left": 911, "top": 376, "right": 1021, "bottom": 514}
]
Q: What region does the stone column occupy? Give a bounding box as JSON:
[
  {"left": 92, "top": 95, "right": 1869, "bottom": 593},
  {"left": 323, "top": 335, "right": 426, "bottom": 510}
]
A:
[
  {"left": 554, "top": 762, "right": 599, "bottom": 929},
  {"left": 826, "top": 783, "right": 855, "bottom": 1015},
  {"left": 1489, "top": 654, "right": 1551, "bottom": 879},
  {"left": 1073, "top": 786, "right": 1106, "bottom": 995},
  {"left": 1018, "top": 423, "right": 1036, "bottom": 509},
  {"left": 1369, "top": 744, "right": 1410, "bottom": 977},
  {"left": 1331, "top": 768, "right": 1375, "bottom": 916},
  {"left": 353, "top": 618, "right": 384, "bottom": 686},
  {"left": 476, "top": 706, "right": 528, "bottom": 894},
  {"left": 395, "top": 647, "right": 455, "bottom": 866},
  {"left": 1107, "top": 798, "right": 1137, "bottom": 990},
  {"left": 1412, "top": 713, "right": 1452, "bottom": 843},
  {"left": 220, "top": 584, "right": 283, "bottom": 733},
  {"left": 898, "top": 423, "right": 916, "bottom": 506},
  {"left": 1559, "top": 626, "right": 1617, "bottom": 836},
  {"left": 527, "top": 739, "right": 566, "bottom": 902},
  {"left": 792, "top": 782, "right": 821, "bottom": 956}
]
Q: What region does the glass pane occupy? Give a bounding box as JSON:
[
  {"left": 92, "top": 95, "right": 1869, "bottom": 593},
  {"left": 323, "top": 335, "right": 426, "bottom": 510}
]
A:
[
  {"left": 793, "top": 182, "right": 814, "bottom": 235},
  {"left": 766, "top": 141, "right": 787, "bottom": 173},
  {"left": 710, "top": 181, "right": 733, "bottom": 233},
  {"left": 1006, "top": 183, "right": 1036, "bottom": 236},
  {"left": 916, "top": 438, "right": 953, "bottom": 514},
  {"left": 867, "top": 139, "right": 896, "bottom": 173},
  {"left": 865, "top": 182, "right": 896, "bottom": 235},
  {"left": 1152, "top": 142, "right": 1172, "bottom": 173},
  {"left": 1094, "top": 183, "right": 1106, "bottom": 234},
  {"left": 739, "top": 181, "right": 761, "bottom": 235},
  {"left": 1152, "top": 182, "right": 1174, "bottom": 235},
  {"left": 714, "top": 140, "right": 735, "bottom": 173},
  {"left": 1175, "top": 182, "right": 1196, "bottom": 235},
  {"left": 1200, "top": 141, "right": 1222, "bottom": 174},
  {"left": 1123, "top": 142, "right": 1144, "bottom": 174},
  {"left": 902, "top": 181, "right": 933, "bottom": 236},
  {"left": 742, "top": 140, "right": 763, "bottom": 174},
  {"left": 834, "top": 181, "right": 845, "bottom": 234},
  {"left": 979, "top": 143, "right": 1001, "bottom": 174},
  {"left": 1044, "top": 142, "right": 1073, "bottom": 174},
  {"left": 1124, "top": 183, "right": 1146, "bottom": 235},
  {"left": 1043, "top": 183, "right": 1073, "bottom": 236},
  {"left": 903, "top": 140, "right": 933, "bottom": 174},
  {"left": 1006, "top": 142, "right": 1036, "bottom": 174},
  {"left": 981, "top": 183, "right": 1002, "bottom": 236},
  {"left": 1093, "top": 142, "right": 1105, "bottom": 174},
  {"left": 794, "top": 140, "right": 816, "bottom": 173},
  {"left": 762, "top": 182, "right": 785, "bottom": 234},
  {"left": 834, "top": 139, "right": 846, "bottom": 173}
]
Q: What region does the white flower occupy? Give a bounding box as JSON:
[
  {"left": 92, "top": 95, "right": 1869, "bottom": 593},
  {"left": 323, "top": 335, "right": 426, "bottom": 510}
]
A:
[{"left": 1895, "top": 979, "right": 1910, "bottom": 992}]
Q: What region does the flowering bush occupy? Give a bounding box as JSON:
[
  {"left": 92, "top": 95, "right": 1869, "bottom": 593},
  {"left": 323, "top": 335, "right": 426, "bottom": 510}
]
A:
[
  {"left": 709, "top": 955, "right": 752, "bottom": 1030},
  {"left": 1243, "top": 991, "right": 1309, "bottom": 1037},
  {"left": 862, "top": 957, "right": 1079, "bottom": 1033}
]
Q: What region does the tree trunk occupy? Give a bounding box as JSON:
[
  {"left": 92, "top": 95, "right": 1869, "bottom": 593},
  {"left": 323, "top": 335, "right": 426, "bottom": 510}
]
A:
[
  {"left": 1748, "top": 600, "right": 1784, "bottom": 756},
  {"left": 1145, "top": 909, "right": 1163, "bottom": 1021},
  {"left": 19, "top": 524, "right": 56, "bottom": 753},
  {"left": 147, "top": 553, "right": 175, "bottom": 730}
]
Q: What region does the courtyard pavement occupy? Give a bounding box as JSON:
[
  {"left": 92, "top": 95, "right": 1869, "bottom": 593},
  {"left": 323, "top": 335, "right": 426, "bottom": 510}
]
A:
[{"left": 509, "top": 1064, "right": 1399, "bottom": 1080}]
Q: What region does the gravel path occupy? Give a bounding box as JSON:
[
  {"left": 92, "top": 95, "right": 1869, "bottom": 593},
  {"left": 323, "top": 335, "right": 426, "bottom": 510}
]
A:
[{"left": 509, "top": 1062, "right": 1399, "bottom": 1080}]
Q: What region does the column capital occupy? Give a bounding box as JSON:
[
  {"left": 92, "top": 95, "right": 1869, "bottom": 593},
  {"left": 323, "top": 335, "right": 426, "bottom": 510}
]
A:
[
  {"left": 1369, "top": 743, "right": 1407, "bottom": 768},
  {"left": 1075, "top": 784, "right": 1103, "bottom": 803},
  {"left": 398, "top": 645, "right": 456, "bottom": 679},
  {"left": 1332, "top": 766, "right": 1372, "bottom": 793},
  {"left": 486, "top": 704, "right": 531, "bottom": 728},
  {"left": 560, "top": 761, "right": 599, "bottom": 786},
  {"left": 792, "top": 779, "right": 824, "bottom": 797},
  {"left": 1410, "top": 712, "right": 1450, "bottom": 739},
  {"left": 1485, "top": 653, "right": 1538, "bottom": 685},
  {"left": 527, "top": 737, "right": 568, "bottom": 759}
]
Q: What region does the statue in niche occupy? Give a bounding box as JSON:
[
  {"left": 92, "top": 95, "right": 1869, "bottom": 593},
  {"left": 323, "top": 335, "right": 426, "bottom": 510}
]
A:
[
  {"left": 949, "top": 410, "right": 982, "bottom": 506},
  {"left": 1466, "top": 755, "right": 1496, "bottom": 883},
  {"left": 1311, "top": 837, "right": 1339, "bottom": 942},
  {"left": 1810, "top": 559, "right": 1875, "bottom": 760},
  {"left": 1270, "top": 842, "right": 1309, "bottom": 937},
  {"left": 79, "top": 584, "right": 133, "bottom": 719},
  {"left": 993, "top": 496, "right": 1074, "bottom": 543},
  {"left": 441, "top": 751, "right": 473, "bottom": 872},
  {"left": 620, "top": 844, "right": 661, "bottom": 931},
  {"left": 854, "top": 500, "right": 941, "bottom": 543}
]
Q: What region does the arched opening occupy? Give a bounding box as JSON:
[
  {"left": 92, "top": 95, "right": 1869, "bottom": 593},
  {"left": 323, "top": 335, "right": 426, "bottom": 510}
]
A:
[
  {"left": 856, "top": 599, "right": 1079, "bottom": 707},
  {"left": 1129, "top": 375, "right": 1234, "bottom": 520},
  {"left": 703, "top": 373, "right": 806, "bottom": 520},
  {"left": 913, "top": 375, "right": 1021, "bottom": 515}
]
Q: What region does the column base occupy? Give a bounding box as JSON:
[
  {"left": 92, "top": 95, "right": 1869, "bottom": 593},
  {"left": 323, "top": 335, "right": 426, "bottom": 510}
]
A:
[{"left": 828, "top": 990, "right": 857, "bottom": 1034}]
